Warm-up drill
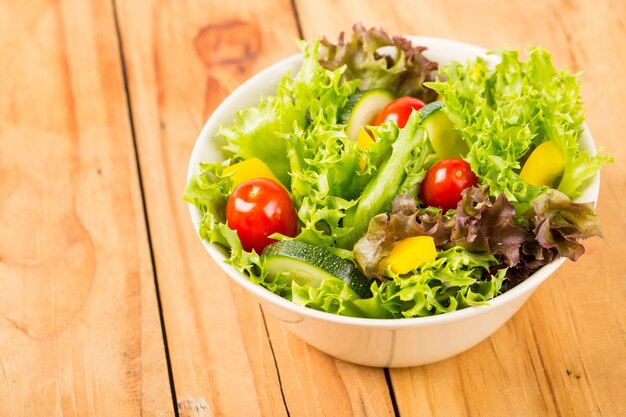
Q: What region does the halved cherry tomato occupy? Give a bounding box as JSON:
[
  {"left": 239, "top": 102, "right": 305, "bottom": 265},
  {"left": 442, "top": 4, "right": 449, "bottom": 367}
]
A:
[
  {"left": 419, "top": 158, "right": 477, "bottom": 211},
  {"left": 374, "top": 97, "right": 426, "bottom": 128},
  {"left": 226, "top": 178, "right": 298, "bottom": 253}
]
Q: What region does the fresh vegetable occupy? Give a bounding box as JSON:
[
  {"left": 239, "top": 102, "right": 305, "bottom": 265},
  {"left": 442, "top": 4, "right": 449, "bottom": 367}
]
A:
[
  {"left": 341, "top": 89, "right": 394, "bottom": 141},
  {"left": 420, "top": 101, "right": 469, "bottom": 159},
  {"left": 223, "top": 157, "right": 279, "bottom": 187},
  {"left": 355, "top": 127, "right": 375, "bottom": 170},
  {"left": 378, "top": 236, "right": 437, "bottom": 275},
  {"left": 420, "top": 158, "right": 477, "bottom": 211},
  {"left": 532, "top": 189, "right": 602, "bottom": 259},
  {"left": 185, "top": 26, "right": 609, "bottom": 320},
  {"left": 356, "top": 127, "right": 375, "bottom": 150},
  {"left": 263, "top": 240, "right": 373, "bottom": 299},
  {"left": 318, "top": 23, "right": 438, "bottom": 102},
  {"left": 374, "top": 96, "right": 426, "bottom": 128},
  {"left": 226, "top": 178, "right": 298, "bottom": 253},
  {"left": 184, "top": 161, "right": 231, "bottom": 239},
  {"left": 519, "top": 141, "right": 566, "bottom": 187}
]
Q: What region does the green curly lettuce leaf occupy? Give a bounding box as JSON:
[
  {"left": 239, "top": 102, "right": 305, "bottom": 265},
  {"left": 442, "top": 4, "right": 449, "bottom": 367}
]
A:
[
  {"left": 220, "top": 39, "right": 358, "bottom": 187},
  {"left": 183, "top": 161, "right": 232, "bottom": 242}
]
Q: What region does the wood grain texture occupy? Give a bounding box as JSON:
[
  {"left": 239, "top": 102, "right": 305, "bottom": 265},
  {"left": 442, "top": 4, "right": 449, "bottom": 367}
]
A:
[
  {"left": 295, "top": 0, "right": 626, "bottom": 416},
  {"left": 264, "top": 315, "right": 395, "bottom": 417},
  {"left": 0, "top": 0, "right": 173, "bottom": 415},
  {"left": 5, "top": 0, "right": 621, "bottom": 415},
  {"left": 115, "top": 0, "right": 395, "bottom": 415}
]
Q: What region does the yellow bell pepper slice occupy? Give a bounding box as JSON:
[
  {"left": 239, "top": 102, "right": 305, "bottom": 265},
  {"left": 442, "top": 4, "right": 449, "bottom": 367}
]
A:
[
  {"left": 357, "top": 126, "right": 375, "bottom": 150},
  {"left": 519, "top": 141, "right": 566, "bottom": 187},
  {"left": 223, "top": 157, "right": 279, "bottom": 187},
  {"left": 357, "top": 127, "right": 375, "bottom": 170},
  {"left": 379, "top": 236, "right": 437, "bottom": 275}
]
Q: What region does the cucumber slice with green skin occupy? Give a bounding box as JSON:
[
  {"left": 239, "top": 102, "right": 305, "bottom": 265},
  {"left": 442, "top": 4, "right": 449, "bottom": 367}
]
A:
[
  {"left": 338, "top": 92, "right": 364, "bottom": 125},
  {"left": 419, "top": 100, "right": 444, "bottom": 119},
  {"left": 262, "top": 240, "right": 373, "bottom": 299},
  {"left": 340, "top": 89, "right": 394, "bottom": 141},
  {"left": 420, "top": 101, "right": 469, "bottom": 159}
]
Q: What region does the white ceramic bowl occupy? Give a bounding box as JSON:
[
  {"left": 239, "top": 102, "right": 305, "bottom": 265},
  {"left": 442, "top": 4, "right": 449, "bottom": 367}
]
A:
[{"left": 187, "top": 37, "right": 600, "bottom": 367}]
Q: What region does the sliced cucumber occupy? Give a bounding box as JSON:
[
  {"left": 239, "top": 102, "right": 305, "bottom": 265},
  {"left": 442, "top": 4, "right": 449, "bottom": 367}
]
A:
[
  {"left": 420, "top": 101, "right": 469, "bottom": 159},
  {"left": 340, "top": 89, "right": 394, "bottom": 141},
  {"left": 419, "top": 100, "right": 444, "bottom": 119},
  {"left": 339, "top": 92, "right": 364, "bottom": 125},
  {"left": 262, "top": 240, "right": 373, "bottom": 299}
]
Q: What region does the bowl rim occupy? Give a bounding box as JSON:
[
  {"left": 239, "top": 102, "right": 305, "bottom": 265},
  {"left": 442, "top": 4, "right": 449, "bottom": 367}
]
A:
[{"left": 186, "top": 36, "right": 599, "bottom": 329}]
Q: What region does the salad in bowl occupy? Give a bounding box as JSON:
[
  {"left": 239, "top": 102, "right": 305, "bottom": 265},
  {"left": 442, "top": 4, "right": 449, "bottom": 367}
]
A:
[{"left": 185, "top": 24, "right": 610, "bottom": 322}]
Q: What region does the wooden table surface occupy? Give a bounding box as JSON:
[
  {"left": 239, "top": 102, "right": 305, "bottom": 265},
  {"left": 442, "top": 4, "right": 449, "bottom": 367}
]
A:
[{"left": 1, "top": 0, "right": 625, "bottom": 416}]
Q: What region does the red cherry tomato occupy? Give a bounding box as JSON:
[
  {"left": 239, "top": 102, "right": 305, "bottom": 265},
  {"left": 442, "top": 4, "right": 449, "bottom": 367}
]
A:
[
  {"left": 420, "top": 158, "right": 478, "bottom": 211},
  {"left": 226, "top": 178, "right": 298, "bottom": 253},
  {"left": 374, "top": 97, "right": 426, "bottom": 128}
]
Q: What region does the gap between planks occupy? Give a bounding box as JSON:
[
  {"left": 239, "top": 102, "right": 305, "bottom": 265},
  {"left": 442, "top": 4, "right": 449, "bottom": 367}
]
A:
[
  {"left": 289, "top": 0, "right": 304, "bottom": 39},
  {"left": 260, "top": 306, "right": 292, "bottom": 417},
  {"left": 384, "top": 368, "right": 401, "bottom": 417},
  {"left": 110, "top": 0, "right": 180, "bottom": 415}
]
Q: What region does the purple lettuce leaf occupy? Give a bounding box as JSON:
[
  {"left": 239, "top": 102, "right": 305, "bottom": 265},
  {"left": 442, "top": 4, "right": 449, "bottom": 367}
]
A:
[
  {"left": 452, "top": 186, "right": 530, "bottom": 266},
  {"left": 318, "top": 23, "right": 439, "bottom": 102},
  {"left": 531, "top": 189, "right": 602, "bottom": 260}
]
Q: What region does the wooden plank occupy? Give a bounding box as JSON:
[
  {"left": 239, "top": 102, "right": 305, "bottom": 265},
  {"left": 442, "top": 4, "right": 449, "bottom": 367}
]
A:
[
  {"left": 115, "top": 0, "right": 396, "bottom": 416},
  {"left": 0, "top": 0, "right": 173, "bottom": 415},
  {"left": 295, "top": 0, "right": 626, "bottom": 415},
  {"left": 264, "top": 316, "right": 396, "bottom": 417}
]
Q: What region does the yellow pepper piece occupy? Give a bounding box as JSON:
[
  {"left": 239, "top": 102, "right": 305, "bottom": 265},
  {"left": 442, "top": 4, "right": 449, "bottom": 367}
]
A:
[
  {"left": 379, "top": 236, "right": 437, "bottom": 275},
  {"left": 357, "top": 127, "right": 375, "bottom": 170},
  {"left": 519, "top": 141, "right": 566, "bottom": 187},
  {"left": 357, "top": 126, "right": 375, "bottom": 150},
  {"left": 223, "top": 157, "right": 279, "bottom": 187}
]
